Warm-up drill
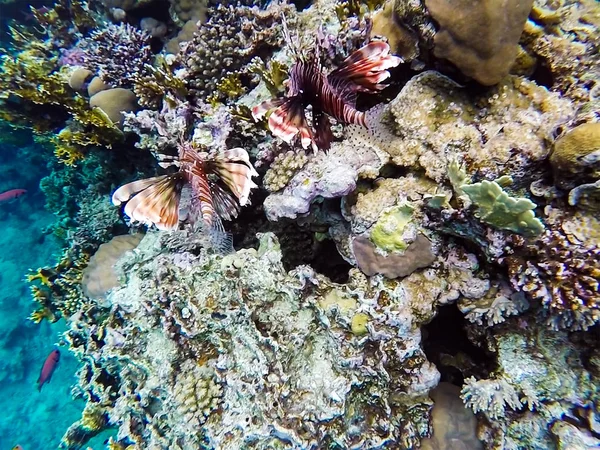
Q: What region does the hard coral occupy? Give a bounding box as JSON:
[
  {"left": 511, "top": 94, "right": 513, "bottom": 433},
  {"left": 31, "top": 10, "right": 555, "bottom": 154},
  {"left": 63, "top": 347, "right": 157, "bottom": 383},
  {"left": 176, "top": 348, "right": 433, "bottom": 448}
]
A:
[
  {"left": 64, "top": 231, "right": 440, "bottom": 449},
  {"left": 424, "top": 0, "right": 534, "bottom": 85},
  {"left": 503, "top": 225, "right": 600, "bottom": 331},
  {"left": 181, "top": 2, "right": 292, "bottom": 101},
  {"left": 82, "top": 23, "right": 153, "bottom": 88},
  {"left": 28, "top": 247, "right": 92, "bottom": 322}
]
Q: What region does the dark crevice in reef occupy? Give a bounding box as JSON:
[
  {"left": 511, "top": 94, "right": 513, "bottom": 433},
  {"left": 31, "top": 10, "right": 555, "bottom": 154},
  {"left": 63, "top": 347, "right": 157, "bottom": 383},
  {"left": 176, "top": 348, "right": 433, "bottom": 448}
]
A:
[
  {"left": 230, "top": 191, "right": 352, "bottom": 283},
  {"left": 422, "top": 304, "right": 495, "bottom": 386},
  {"left": 289, "top": 0, "right": 313, "bottom": 11},
  {"left": 530, "top": 61, "right": 554, "bottom": 89},
  {"left": 124, "top": 0, "right": 171, "bottom": 22}
]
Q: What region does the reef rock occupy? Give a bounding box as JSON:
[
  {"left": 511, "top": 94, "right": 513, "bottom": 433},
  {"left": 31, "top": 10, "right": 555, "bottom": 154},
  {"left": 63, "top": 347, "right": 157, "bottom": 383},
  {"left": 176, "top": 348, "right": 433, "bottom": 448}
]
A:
[{"left": 67, "top": 231, "right": 443, "bottom": 449}]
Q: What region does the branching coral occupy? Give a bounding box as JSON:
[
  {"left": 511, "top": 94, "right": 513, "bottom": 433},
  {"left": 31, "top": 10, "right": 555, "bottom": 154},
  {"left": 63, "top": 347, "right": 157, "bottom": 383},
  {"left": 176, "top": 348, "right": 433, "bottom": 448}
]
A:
[
  {"left": 503, "top": 225, "right": 600, "bottom": 331},
  {"left": 82, "top": 23, "right": 153, "bottom": 88},
  {"left": 461, "top": 376, "right": 523, "bottom": 420},
  {"left": 28, "top": 247, "right": 92, "bottom": 322},
  {"left": 132, "top": 56, "right": 188, "bottom": 109},
  {"left": 181, "top": 2, "right": 293, "bottom": 100}
]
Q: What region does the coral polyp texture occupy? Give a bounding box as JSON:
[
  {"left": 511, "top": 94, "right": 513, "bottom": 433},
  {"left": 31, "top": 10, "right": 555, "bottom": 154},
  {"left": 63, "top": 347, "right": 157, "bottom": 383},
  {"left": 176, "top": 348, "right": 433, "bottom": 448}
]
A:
[{"left": 1, "top": 0, "right": 599, "bottom": 448}]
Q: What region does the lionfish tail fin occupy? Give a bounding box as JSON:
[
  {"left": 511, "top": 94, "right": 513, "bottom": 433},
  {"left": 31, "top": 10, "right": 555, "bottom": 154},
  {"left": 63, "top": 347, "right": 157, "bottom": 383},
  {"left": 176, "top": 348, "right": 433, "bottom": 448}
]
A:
[
  {"left": 112, "top": 174, "right": 184, "bottom": 230},
  {"left": 328, "top": 41, "right": 402, "bottom": 93}
]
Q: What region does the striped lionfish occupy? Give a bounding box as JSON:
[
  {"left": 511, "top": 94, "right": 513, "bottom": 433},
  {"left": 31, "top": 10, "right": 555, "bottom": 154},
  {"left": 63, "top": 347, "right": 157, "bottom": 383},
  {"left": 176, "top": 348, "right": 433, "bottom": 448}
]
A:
[
  {"left": 112, "top": 143, "right": 258, "bottom": 231},
  {"left": 252, "top": 40, "right": 402, "bottom": 151}
]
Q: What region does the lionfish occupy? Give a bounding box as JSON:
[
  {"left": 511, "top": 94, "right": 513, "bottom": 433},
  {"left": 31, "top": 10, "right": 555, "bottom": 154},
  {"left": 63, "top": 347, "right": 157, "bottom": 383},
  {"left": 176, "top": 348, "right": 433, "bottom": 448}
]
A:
[
  {"left": 252, "top": 40, "right": 402, "bottom": 151},
  {"left": 112, "top": 144, "right": 258, "bottom": 231}
]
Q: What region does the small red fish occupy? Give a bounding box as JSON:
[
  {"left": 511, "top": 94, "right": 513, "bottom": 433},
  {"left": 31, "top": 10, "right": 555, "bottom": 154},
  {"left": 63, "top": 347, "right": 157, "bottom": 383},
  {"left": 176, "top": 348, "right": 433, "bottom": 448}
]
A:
[
  {"left": 37, "top": 349, "right": 60, "bottom": 391},
  {"left": 0, "top": 189, "right": 27, "bottom": 202},
  {"left": 13, "top": 445, "right": 24, "bottom": 450}
]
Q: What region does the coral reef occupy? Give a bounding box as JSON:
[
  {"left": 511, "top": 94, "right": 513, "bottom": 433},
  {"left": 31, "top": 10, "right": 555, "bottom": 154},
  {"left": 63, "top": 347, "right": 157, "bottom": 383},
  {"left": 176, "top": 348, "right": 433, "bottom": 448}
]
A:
[
  {"left": 81, "top": 233, "right": 144, "bottom": 300},
  {"left": 521, "top": 0, "right": 600, "bottom": 103},
  {"left": 65, "top": 232, "right": 441, "bottom": 449},
  {"left": 1, "top": 0, "right": 598, "bottom": 448},
  {"left": 181, "top": 2, "right": 293, "bottom": 100},
  {"left": 460, "top": 321, "right": 600, "bottom": 449},
  {"left": 502, "top": 222, "right": 600, "bottom": 331}
]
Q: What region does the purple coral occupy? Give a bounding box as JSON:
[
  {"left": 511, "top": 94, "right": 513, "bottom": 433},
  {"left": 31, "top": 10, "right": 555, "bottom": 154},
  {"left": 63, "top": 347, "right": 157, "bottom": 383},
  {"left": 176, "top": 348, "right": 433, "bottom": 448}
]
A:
[
  {"left": 82, "top": 23, "right": 153, "bottom": 88},
  {"left": 503, "top": 227, "right": 600, "bottom": 330}
]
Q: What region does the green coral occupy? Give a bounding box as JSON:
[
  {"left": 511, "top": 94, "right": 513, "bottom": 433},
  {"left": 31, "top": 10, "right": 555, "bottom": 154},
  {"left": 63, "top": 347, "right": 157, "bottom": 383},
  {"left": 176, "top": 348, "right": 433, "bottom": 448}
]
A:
[
  {"left": 461, "top": 180, "right": 544, "bottom": 236},
  {"left": 370, "top": 204, "right": 415, "bottom": 252}
]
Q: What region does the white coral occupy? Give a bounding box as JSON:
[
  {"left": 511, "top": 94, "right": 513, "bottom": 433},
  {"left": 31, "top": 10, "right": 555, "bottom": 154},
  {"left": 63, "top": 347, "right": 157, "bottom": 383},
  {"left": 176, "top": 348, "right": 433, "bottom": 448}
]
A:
[{"left": 461, "top": 376, "right": 523, "bottom": 419}]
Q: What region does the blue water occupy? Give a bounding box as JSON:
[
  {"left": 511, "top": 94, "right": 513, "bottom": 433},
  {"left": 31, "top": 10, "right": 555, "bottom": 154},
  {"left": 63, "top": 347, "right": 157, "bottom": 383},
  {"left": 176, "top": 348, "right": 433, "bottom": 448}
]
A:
[{"left": 0, "top": 132, "right": 107, "bottom": 449}]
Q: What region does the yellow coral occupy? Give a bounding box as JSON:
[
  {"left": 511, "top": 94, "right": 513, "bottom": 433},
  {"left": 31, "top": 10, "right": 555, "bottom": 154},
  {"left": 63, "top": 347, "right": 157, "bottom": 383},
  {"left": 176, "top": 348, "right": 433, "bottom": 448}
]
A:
[
  {"left": 81, "top": 404, "right": 108, "bottom": 432},
  {"left": 29, "top": 307, "right": 57, "bottom": 324},
  {"left": 27, "top": 247, "right": 91, "bottom": 322}
]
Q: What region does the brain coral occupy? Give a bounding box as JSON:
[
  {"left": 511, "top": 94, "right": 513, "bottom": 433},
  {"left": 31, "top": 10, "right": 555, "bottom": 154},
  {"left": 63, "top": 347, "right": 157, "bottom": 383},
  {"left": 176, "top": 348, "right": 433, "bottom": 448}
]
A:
[{"left": 81, "top": 233, "right": 144, "bottom": 299}]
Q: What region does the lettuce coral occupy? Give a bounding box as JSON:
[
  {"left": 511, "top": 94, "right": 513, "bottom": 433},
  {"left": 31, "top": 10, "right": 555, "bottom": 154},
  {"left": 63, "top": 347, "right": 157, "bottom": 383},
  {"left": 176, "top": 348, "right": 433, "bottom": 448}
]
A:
[{"left": 461, "top": 179, "right": 545, "bottom": 236}]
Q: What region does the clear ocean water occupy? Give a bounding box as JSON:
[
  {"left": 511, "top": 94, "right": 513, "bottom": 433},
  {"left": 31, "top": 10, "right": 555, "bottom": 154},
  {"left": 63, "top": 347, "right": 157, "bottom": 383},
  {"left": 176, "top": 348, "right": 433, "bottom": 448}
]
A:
[{"left": 0, "top": 132, "right": 111, "bottom": 449}]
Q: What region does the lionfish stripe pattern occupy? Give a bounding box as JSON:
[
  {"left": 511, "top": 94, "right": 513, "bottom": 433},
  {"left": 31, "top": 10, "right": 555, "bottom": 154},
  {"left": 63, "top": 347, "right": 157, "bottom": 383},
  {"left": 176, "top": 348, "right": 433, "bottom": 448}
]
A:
[
  {"left": 252, "top": 41, "right": 401, "bottom": 151},
  {"left": 112, "top": 175, "right": 184, "bottom": 231},
  {"left": 328, "top": 41, "right": 402, "bottom": 94},
  {"left": 112, "top": 147, "right": 257, "bottom": 231}
]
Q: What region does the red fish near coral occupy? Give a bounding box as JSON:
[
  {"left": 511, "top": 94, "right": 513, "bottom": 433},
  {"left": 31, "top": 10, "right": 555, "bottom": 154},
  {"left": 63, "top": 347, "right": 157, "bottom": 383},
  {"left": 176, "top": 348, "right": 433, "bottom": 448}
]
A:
[
  {"left": 112, "top": 144, "right": 258, "bottom": 231},
  {"left": 252, "top": 40, "right": 401, "bottom": 151},
  {"left": 37, "top": 349, "right": 60, "bottom": 391},
  {"left": 0, "top": 189, "right": 27, "bottom": 202}
]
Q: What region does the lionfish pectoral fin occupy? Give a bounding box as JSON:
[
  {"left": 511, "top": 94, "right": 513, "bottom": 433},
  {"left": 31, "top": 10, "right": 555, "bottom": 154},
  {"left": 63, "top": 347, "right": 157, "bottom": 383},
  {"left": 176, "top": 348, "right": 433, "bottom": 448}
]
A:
[
  {"left": 112, "top": 176, "right": 169, "bottom": 206},
  {"left": 251, "top": 98, "right": 285, "bottom": 122},
  {"left": 116, "top": 174, "right": 183, "bottom": 230},
  {"left": 329, "top": 41, "right": 402, "bottom": 92}
]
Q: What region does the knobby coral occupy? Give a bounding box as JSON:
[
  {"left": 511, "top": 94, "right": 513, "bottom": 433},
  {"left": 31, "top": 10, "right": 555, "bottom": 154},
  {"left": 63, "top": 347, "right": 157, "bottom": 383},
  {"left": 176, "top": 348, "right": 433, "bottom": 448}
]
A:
[{"left": 253, "top": 41, "right": 401, "bottom": 151}]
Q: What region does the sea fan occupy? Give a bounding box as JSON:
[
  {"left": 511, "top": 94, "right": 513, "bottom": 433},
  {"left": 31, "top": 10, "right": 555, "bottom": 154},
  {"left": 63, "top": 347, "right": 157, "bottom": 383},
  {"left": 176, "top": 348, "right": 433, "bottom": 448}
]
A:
[
  {"left": 252, "top": 41, "right": 402, "bottom": 151},
  {"left": 112, "top": 145, "right": 258, "bottom": 231}
]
